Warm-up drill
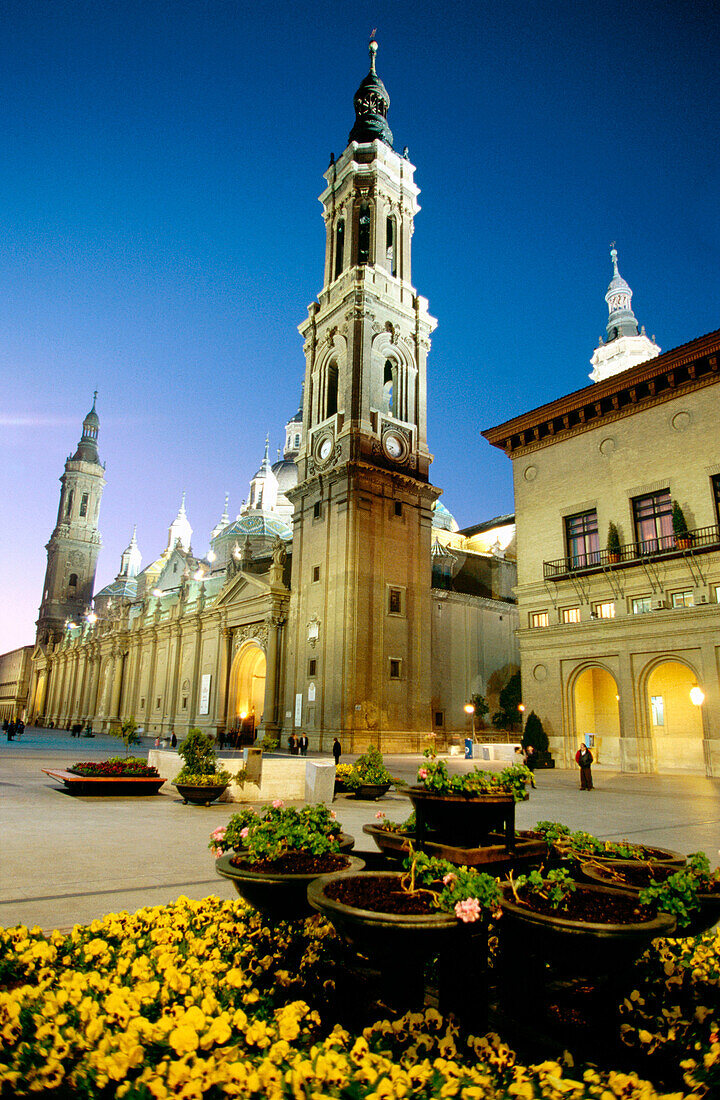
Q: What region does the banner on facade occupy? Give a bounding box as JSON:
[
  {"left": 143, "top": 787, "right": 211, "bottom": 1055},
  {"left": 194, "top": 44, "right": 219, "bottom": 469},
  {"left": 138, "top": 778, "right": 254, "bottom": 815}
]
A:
[
  {"left": 294, "top": 693, "right": 303, "bottom": 727},
  {"left": 199, "top": 674, "right": 211, "bottom": 716}
]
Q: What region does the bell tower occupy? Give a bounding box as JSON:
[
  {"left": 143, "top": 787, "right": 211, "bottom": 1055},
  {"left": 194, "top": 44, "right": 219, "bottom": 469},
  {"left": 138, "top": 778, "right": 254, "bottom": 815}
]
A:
[
  {"left": 36, "top": 394, "right": 106, "bottom": 643},
  {"left": 285, "top": 39, "right": 440, "bottom": 751}
]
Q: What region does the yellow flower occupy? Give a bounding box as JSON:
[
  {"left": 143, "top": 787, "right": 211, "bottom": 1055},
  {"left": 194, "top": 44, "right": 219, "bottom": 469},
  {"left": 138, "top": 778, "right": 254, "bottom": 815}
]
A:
[{"left": 169, "top": 1025, "right": 200, "bottom": 1055}]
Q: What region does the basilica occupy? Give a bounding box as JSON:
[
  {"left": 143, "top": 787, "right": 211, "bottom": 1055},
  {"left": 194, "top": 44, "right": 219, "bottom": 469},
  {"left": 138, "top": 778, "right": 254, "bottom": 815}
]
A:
[{"left": 26, "top": 42, "right": 519, "bottom": 751}]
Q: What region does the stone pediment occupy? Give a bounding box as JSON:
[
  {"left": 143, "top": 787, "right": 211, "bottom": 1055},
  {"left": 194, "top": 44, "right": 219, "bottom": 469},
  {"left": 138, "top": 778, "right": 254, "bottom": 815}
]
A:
[{"left": 214, "top": 568, "right": 271, "bottom": 608}]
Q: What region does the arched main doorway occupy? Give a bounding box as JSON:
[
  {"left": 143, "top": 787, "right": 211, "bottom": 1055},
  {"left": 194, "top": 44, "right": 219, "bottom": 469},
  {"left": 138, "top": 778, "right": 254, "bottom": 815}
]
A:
[
  {"left": 646, "top": 660, "right": 705, "bottom": 773},
  {"left": 228, "top": 642, "right": 266, "bottom": 735},
  {"left": 573, "top": 665, "right": 621, "bottom": 766}
]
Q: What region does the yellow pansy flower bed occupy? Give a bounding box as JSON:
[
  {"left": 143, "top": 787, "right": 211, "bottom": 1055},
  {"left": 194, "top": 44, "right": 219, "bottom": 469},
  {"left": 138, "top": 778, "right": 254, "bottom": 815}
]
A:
[{"left": 0, "top": 895, "right": 714, "bottom": 1098}]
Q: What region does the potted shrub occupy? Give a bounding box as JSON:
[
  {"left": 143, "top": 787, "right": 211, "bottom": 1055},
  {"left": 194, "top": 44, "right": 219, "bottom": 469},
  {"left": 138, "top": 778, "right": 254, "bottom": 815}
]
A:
[
  {"left": 210, "top": 806, "right": 355, "bottom": 858},
  {"left": 672, "top": 499, "right": 693, "bottom": 548},
  {"left": 215, "top": 801, "right": 364, "bottom": 917},
  {"left": 521, "top": 710, "right": 554, "bottom": 769},
  {"left": 345, "top": 745, "right": 396, "bottom": 800},
  {"left": 333, "top": 762, "right": 356, "bottom": 793},
  {"left": 174, "top": 728, "right": 234, "bottom": 805},
  {"left": 402, "top": 746, "right": 534, "bottom": 849},
  {"left": 607, "top": 521, "right": 621, "bottom": 563},
  {"left": 308, "top": 847, "right": 501, "bottom": 1016},
  {"left": 581, "top": 850, "right": 720, "bottom": 935}
]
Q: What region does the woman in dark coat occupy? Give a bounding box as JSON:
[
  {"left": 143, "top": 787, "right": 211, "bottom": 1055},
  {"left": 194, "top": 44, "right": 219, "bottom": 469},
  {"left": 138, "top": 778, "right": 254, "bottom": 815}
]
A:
[{"left": 575, "top": 743, "right": 594, "bottom": 790}]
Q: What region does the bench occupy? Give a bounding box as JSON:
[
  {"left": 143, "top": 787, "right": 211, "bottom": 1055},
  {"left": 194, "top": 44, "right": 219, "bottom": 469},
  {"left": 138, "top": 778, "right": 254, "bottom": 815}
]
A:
[{"left": 42, "top": 769, "right": 166, "bottom": 796}]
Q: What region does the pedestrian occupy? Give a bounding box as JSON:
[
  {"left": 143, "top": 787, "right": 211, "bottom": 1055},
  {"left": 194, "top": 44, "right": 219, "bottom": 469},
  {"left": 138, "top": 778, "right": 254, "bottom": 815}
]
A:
[
  {"left": 16, "top": 721, "right": 24, "bottom": 738},
  {"left": 218, "top": 729, "right": 226, "bottom": 751},
  {"left": 299, "top": 733, "right": 309, "bottom": 757},
  {"left": 575, "top": 742, "right": 594, "bottom": 790},
  {"left": 154, "top": 736, "right": 160, "bottom": 748},
  {"left": 171, "top": 731, "right": 177, "bottom": 748},
  {"left": 332, "top": 737, "right": 341, "bottom": 764},
  {"left": 288, "top": 733, "right": 297, "bottom": 755},
  {"left": 524, "top": 744, "right": 536, "bottom": 772}
]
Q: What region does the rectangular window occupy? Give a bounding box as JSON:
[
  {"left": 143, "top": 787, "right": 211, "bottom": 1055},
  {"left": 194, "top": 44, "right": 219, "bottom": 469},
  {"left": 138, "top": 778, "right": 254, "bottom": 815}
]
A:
[
  {"left": 388, "top": 587, "right": 402, "bottom": 614},
  {"left": 632, "top": 489, "right": 673, "bottom": 553},
  {"left": 79, "top": 492, "right": 89, "bottom": 517},
  {"left": 182, "top": 697, "right": 187, "bottom": 709},
  {"left": 632, "top": 596, "right": 652, "bottom": 615},
  {"left": 140, "top": 697, "right": 145, "bottom": 709},
  {"left": 565, "top": 509, "right": 599, "bottom": 568},
  {"left": 156, "top": 698, "right": 161, "bottom": 709},
  {"left": 671, "top": 590, "right": 694, "bottom": 608},
  {"left": 715, "top": 585, "right": 720, "bottom": 604},
  {"left": 651, "top": 695, "right": 665, "bottom": 726},
  {"left": 713, "top": 475, "right": 720, "bottom": 526},
  {"left": 312, "top": 565, "right": 320, "bottom": 582},
  {"left": 561, "top": 607, "right": 581, "bottom": 624},
  {"left": 434, "top": 711, "right": 444, "bottom": 727},
  {"left": 308, "top": 658, "right": 317, "bottom": 677},
  {"left": 313, "top": 501, "right": 321, "bottom": 519},
  {"left": 592, "top": 601, "right": 615, "bottom": 620},
  {"left": 389, "top": 658, "right": 401, "bottom": 680},
  {"left": 394, "top": 501, "right": 403, "bottom": 517},
  {"left": 530, "top": 611, "right": 549, "bottom": 628}
]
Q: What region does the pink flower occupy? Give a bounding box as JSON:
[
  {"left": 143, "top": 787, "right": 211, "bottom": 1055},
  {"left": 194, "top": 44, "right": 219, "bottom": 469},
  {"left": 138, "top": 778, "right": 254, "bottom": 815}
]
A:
[
  {"left": 454, "top": 897, "right": 482, "bottom": 923},
  {"left": 442, "top": 872, "right": 457, "bottom": 886},
  {"left": 240, "top": 826, "right": 250, "bottom": 839},
  {"left": 330, "top": 810, "right": 337, "bottom": 820},
  {"left": 272, "top": 799, "right": 284, "bottom": 809},
  {"left": 375, "top": 811, "right": 386, "bottom": 820},
  {"left": 418, "top": 768, "right": 428, "bottom": 780},
  {"left": 211, "top": 827, "right": 226, "bottom": 840}
]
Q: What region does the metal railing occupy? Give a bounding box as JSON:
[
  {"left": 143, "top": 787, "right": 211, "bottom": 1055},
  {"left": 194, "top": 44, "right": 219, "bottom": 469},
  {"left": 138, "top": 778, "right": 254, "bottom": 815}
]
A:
[{"left": 544, "top": 525, "right": 720, "bottom": 580}]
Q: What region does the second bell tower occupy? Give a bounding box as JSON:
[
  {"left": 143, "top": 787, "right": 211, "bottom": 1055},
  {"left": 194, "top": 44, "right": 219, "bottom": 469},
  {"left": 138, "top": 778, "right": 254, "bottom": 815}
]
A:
[{"left": 285, "top": 39, "right": 440, "bottom": 751}]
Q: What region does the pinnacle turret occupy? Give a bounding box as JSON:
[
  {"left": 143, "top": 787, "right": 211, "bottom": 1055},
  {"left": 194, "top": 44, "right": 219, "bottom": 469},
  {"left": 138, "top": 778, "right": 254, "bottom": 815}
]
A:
[
  {"left": 72, "top": 391, "right": 102, "bottom": 464},
  {"left": 348, "top": 36, "right": 393, "bottom": 147},
  {"left": 590, "top": 246, "right": 660, "bottom": 382}
]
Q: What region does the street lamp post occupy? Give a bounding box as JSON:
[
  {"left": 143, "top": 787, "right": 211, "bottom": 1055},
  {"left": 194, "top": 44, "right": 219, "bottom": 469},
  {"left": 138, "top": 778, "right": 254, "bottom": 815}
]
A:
[{"left": 464, "top": 703, "right": 475, "bottom": 744}]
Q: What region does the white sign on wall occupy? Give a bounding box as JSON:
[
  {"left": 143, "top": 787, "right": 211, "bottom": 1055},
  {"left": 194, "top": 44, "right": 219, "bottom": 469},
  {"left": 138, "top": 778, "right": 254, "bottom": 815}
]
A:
[
  {"left": 199, "top": 674, "right": 212, "bottom": 716},
  {"left": 308, "top": 682, "right": 316, "bottom": 702},
  {"left": 294, "top": 693, "right": 303, "bottom": 727}
]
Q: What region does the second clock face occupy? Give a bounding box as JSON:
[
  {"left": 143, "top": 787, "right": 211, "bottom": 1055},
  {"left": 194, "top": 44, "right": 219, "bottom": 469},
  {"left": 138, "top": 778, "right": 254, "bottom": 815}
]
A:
[
  {"left": 318, "top": 436, "right": 333, "bottom": 461},
  {"left": 383, "top": 432, "right": 404, "bottom": 459}
]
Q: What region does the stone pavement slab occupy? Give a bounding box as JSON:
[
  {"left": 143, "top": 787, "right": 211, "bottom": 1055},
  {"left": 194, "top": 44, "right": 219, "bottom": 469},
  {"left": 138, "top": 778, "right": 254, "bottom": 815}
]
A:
[{"left": 1, "top": 731, "right": 718, "bottom": 931}]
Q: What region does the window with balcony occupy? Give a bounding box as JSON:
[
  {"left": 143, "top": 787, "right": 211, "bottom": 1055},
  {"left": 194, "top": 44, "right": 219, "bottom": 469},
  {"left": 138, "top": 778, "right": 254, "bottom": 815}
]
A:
[
  {"left": 671, "top": 590, "right": 694, "bottom": 608},
  {"left": 632, "top": 596, "right": 652, "bottom": 614},
  {"left": 633, "top": 489, "right": 673, "bottom": 553},
  {"left": 561, "top": 607, "right": 581, "bottom": 624},
  {"left": 530, "top": 611, "right": 549, "bottom": 628},
  {"left": 592, "top": 601, "right": 615, "bottom": 619},
  {"left": 565, "top": 510, "right": 599, "bottom": 568},
  {"left": 713, "top": 475, "right": 720, "bottom": 525}
]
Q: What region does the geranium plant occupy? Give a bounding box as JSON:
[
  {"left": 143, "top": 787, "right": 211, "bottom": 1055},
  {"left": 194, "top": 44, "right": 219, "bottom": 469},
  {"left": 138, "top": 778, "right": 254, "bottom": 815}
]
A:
[
  {"left": 533, "top": 820, "right": 645, "bottom": 860},
  {"left": 509, "top": 868, "right": 577, "bottom": 910},
  {"left": 232, "top": 802, "right": 341, "bottom": 864},
  {"left": 374, "top": 809, "right": 416, "bottom": 835},
  {"left": 400, "top": 847, "right": 502, "bottom": 923},
  {"left": 209, "top": 808, "right": 261, "bottom": 856},
  {"left": 416, "top": 746, "right": 534, "bottom": 802}
]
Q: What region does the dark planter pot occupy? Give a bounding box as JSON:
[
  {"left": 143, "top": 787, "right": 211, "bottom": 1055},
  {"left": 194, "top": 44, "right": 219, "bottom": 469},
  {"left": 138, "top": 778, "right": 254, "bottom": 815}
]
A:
[
  {"left": 174, "top": 782, "right": 228, "bottom": 806},
  {"left": 216, "top": 853, "right": 365, "bottom": 919},
  {"left": 403, "top": 785, "right": 516, "bottom": 848},
  {"left": 308, "top": 870, "right": 487, "bottom": 1019},
  {"left": 580, "top": 846, "right": 686, "bottom": 869},
  {"left": 352, "top": 782, "right": 391, "bottom": 801},
  {"left": 499, "top": 881, "right": 676, "bottom": 976},
  {"left": 580, "top": 861, "right": 720, "bottom": 936},
  {"left": 362, "top": 823, "right": 412, "bottom": 860}
]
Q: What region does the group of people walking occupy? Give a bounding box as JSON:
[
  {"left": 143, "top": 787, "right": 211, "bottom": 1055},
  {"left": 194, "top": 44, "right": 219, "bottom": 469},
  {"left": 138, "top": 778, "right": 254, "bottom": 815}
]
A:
[
  {"left": 3, "top": 719, "right": 24, "bottom": 741},
  {"left": 288, "top": 733, "right": 309, "bottom": 756}
]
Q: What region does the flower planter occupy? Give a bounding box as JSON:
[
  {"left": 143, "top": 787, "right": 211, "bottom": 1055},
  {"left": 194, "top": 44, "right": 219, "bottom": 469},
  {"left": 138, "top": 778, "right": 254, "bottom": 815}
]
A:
[
  {"left": 499, "top": 881, "right": 676, "bottom": 975},
  {"left": 308, "top": 870, "right": 487, "bottom": 1017},
  {"left": 362, "top": 823, "right": 413, "bottom": 860},
  {"left": 403, "top": 785, "right": 516, "bottom": 848},
  {"left": 43, "top": 769, "right": 166, "bottom": 796},
  {"left": 215, "top": 852, "right": 365, "bottom": 919},
  {"left": 580, "top": 861, "right": 720, "bottom": 936},
  {"left": 578, "top": 845, "right": 686, "bottom": 869},
  {"left": 232, "top": 831, "right": 356, "bottom": 856},
  {"left": 174, "top": 782, "right": 229, "bottom": 806},
  {"left": 352, "top": 782, "right": 391, "bottom": 801}
]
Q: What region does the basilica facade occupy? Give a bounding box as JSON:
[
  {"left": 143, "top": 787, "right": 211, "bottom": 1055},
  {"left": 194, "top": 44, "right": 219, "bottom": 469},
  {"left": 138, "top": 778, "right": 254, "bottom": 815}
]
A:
[{"left": 27, "top": 42, "right": 519, "bottom": 751}]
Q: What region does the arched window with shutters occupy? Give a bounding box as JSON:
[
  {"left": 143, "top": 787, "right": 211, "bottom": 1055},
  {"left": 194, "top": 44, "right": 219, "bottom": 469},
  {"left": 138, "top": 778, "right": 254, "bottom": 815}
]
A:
[
  {"left": 326, "top": 362, "right": 338, "bottom": 419},
  {"left": 68, "top": 573, "right": 78, "bottom": 589},
  {"left": 334, "top": 219, "right": 345, "bottom": 279},
  {"left": 358, "top": 203, "right": 371, "bottom": 265},
  {"left": 65, "top": 490, "right": 74, "bottom": 517}
]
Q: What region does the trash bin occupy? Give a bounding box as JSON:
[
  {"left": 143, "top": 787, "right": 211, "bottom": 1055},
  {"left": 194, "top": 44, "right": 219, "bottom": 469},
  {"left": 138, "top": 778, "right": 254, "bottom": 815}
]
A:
[{"left": 465, "top": 738, "right": 473, "bottom": 759}]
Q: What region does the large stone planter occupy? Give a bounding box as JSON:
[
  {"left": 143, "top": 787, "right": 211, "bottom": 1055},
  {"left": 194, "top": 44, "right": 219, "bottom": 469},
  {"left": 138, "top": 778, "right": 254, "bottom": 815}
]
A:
[
  {"left": 362, "top": 823, "right": 412, "bottom": 860},
  {"left": 352, "top": 782, "right": 391, "bottom": 801},
  {"left": 403, "top": 785, "right": 516, "bottom": 848},
  {"left": 580, "top": 861, "right": 720, "bottom": 936},
  {"left": 216, "top": 853, "right": 365, "bottom": 919},
  {"left": 174, "top": 782, "right": 228, "bottom": 806}
]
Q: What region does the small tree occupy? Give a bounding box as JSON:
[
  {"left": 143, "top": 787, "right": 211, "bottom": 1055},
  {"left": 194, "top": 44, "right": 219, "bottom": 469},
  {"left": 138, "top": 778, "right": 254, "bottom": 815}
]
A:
[
  {"left": 607, "top": 522, "right": 621, "bottom": 555},
  {"left": 672, "top": 500, "right": 689, "bottom": 538},
  {"left": 522, "top": 711, "right": 549, "bottom": 753},
  {"left": 115, "top": 716, "right": 140, "bottom": 757},
  {"left": 491, "top": 671, "right": 522, "bottom": 731},
  {"left": 470, "top": 692, "right": 489, "bottom": 731},
  {"left": 177, "top": 728, "right": 218, "bottom": 776}
]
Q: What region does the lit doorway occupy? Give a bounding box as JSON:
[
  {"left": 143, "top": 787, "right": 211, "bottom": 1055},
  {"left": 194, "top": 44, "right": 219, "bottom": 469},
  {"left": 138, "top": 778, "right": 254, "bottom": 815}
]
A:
[
  {"left": 646, "top": 660, "right": 705, "bottom": 772},
  {"left": 228, "top": 643, "right": 266, "bottom": 735},
  {"left": 573, "top": 666, "right": 621, "bottom": 766}
]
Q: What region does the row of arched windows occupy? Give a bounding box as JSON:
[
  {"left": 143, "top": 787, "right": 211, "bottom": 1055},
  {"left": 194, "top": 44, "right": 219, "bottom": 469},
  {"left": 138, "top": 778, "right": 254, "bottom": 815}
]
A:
[{"left": 332, "top": 206, "right": 398, "bottom": 280}]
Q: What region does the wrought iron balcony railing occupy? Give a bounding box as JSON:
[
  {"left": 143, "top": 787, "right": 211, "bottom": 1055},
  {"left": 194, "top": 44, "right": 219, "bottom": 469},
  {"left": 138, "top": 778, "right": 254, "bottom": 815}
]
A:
[{"left": 543, "top": 525, "right": 720, "bottom": 580}]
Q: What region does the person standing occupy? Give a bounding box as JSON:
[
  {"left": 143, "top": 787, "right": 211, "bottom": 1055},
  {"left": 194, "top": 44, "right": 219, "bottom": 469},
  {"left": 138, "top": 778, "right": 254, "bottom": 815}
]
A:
[
  {"left": 299, "top": 733, "right": 309, "bottom": 757},
  {"left": 171, "top": 731, "right": 177, "bottom": 748},
  {"left": 332, "top": 737, "right": 341, "bottom": 764},
  {"left": 288, "top": 733, "right": 297, "bottom": 755},
  {"left": 575, "top": 743, "right": 594, "bottom": 790}
]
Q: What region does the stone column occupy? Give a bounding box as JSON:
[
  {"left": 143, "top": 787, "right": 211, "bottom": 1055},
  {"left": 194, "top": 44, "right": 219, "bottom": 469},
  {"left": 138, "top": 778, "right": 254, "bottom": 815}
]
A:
[
  {"left": 213, "top": 623, "right": 230, "bottom": 732},
  {"left": 167, "top": 625, "right": 183, "bottom": 731},
  {"left": 109, "top": 650, "right": 125, "bottom": 723},
  {"left": 261, "top": 612, "right": 285, "bottom": 736},
  {"left": 188, "top": 618, "right": 203, "bottom": 725}
]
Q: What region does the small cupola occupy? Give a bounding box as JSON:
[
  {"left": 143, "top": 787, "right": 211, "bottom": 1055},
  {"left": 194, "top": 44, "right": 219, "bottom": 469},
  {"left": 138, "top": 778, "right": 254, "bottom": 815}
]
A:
[{"left": 348, "top": 37, "right": 393, "bottom": 147}]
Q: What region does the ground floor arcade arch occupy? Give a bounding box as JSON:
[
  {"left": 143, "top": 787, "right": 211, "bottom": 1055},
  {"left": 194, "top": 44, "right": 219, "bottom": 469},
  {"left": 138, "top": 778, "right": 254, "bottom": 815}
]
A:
[
  {"left": 572, "top": 665, "right": 621, "bottom": 766},
  {"left": 645, "top": 659, "right": 706, "bottom": 773},
  {"left": 227, "top": 642, "right": 266, "bottom": 733}
]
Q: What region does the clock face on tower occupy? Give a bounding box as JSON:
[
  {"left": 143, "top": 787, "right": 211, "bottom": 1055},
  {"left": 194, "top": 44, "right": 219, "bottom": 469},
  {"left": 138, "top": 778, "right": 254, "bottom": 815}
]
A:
[
  {"left": 382, "top": 431, "right": 406, "bottom": 461},
  {"left": 316, "top": 434, "right": 334, "bottom": 464}
]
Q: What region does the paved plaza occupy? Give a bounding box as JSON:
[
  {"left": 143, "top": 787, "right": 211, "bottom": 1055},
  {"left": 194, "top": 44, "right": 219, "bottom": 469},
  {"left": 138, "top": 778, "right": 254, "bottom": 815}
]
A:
[{"left": 1, "top": 728, "right": 719, "bottom": 932}]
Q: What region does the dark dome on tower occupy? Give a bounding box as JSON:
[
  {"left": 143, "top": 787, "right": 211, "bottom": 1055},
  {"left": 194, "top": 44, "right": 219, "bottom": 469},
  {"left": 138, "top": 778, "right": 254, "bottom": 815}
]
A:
[
  {"left": 72, "top": 391, "right": 101, "bottom": 463},
  {"left": 348, "top": 39, "right": 393, "bottom": 147}
]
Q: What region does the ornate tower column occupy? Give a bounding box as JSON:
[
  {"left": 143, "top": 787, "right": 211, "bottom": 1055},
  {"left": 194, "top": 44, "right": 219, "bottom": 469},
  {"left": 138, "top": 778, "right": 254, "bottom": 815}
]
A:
[
  {"left": 285, "top": 39, "right": 440, "bottom": 752},
  {"left": 36, "top": 394, "right": 106, "bottom": 644}
]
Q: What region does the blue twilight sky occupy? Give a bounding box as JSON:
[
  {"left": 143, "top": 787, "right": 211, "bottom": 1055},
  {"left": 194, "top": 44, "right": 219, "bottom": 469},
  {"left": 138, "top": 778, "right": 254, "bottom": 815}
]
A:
[{"left": 0, "top": 0, "right": 718, "bottom": 652}]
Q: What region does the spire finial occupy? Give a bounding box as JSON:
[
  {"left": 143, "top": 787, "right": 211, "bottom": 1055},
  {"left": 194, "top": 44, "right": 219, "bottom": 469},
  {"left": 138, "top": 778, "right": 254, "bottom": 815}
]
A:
[
  {"left": 610, "top": 242, "right": 620, "bottom": 276},
  {"left": 369, "top": 30, "right": 378, "bottom": 73},
  {"left": 131, "top": 524, "right": 137, "bottom": 542},
  {"left": 180, "top": 490, "right": 186, "bottom": 512}
]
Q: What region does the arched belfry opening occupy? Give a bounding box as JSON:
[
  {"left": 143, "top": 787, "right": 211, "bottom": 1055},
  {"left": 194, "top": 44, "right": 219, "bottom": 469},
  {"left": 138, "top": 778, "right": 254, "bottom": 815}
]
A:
[
  {"left": 383, "top": 359, "right": 396, "bottom": 416},
  {"left": 326, "top": 362, "right": 338, "bottom": 419},
  {"left": 358, "top": 203, "right": 371, "bottom": 265},
  {"left": 228, "top": 643, "right": 266, "bottom": 736},
  {"left": 334, "top": 219, "right": 345, "bottom": 279}
]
